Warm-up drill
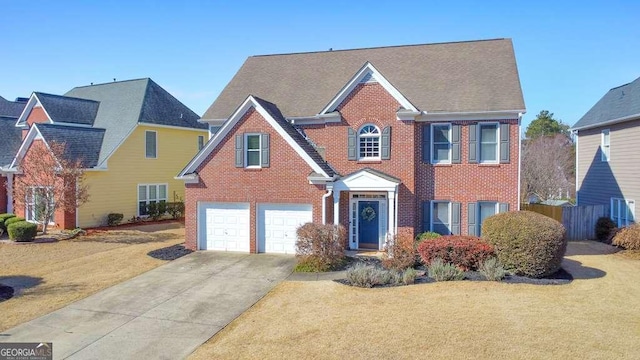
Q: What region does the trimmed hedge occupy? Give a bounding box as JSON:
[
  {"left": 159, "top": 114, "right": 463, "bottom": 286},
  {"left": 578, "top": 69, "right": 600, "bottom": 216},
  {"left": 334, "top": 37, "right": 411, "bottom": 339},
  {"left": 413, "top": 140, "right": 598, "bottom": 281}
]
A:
[
  {"left": 417, "top": 235, "right": 495, "bottom": 271},
  {"left": 4, "top": 217, "right": 26, "bottom": 228},
  {"left": 7, "top": 221, "right": 37, "bottom": 242},
  {"left": 107, "top": 213, "right": 124, "bottom": 226},
  {"left": 0, "top": 213, "right": 16, "bottom": 232},
  {"left": 482, "top": 211, "right": 567, "bottom": 278},
  {"left": 612, "top": 223, "right": 640, "bottom": 250}
]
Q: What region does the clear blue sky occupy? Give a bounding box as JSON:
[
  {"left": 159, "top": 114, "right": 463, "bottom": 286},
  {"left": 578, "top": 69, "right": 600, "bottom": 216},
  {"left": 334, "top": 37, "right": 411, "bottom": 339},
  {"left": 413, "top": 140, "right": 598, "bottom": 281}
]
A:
[{"left": 1, "top": 1, "right": 638, "bottom": 131}]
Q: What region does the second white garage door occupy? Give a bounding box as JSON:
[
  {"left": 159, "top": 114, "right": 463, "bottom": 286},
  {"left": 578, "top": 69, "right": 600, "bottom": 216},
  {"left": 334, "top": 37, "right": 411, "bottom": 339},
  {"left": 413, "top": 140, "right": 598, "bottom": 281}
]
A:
[
  {"left": 258, "top": 203, "right": 313, "bottom": 254},
  {"left": 200, "top": 202, "right": 250, "bottom": 252}
]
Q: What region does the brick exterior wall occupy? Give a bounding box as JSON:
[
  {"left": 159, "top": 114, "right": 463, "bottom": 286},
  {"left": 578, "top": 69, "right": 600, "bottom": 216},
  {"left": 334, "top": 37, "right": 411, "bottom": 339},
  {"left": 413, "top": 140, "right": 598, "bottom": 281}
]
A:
[
  {"left": 26, "top": 106, "right": 48, "bottom": 126},
  {"left": 185, "top": 82, "right": 520, "bottom": 251}
]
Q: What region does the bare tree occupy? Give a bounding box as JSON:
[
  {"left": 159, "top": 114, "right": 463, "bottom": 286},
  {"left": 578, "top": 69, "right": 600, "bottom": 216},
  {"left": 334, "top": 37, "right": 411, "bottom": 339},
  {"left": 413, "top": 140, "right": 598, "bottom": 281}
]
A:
[
  {"left": 12, "top": 140, "right": 90, "bottom": 234},
  {"left": 521, "top": 134, "right": 575, "bottom": 202}
]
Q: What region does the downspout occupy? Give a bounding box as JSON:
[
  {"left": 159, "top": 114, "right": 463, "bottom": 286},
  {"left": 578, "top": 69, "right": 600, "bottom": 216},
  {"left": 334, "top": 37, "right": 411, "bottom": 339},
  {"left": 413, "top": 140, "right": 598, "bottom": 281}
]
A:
[
  {"left": 322, "top": 188, "right": 333, "bottom": 225},
  {"left": 394, "top": 186, "right": 398, "bottom": 235},
  {"left": 6, "top": 173, "right": 13, "bottom": 214},
  {"left": 517, "top": 112, "right": 523, "bottom": 210}
]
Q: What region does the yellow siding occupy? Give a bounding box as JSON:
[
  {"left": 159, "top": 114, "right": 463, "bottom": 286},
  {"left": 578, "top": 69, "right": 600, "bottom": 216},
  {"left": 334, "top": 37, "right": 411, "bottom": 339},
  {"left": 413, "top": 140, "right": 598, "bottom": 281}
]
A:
[{"left": 78, "top": 125, "right": 206, "bottom": 227}]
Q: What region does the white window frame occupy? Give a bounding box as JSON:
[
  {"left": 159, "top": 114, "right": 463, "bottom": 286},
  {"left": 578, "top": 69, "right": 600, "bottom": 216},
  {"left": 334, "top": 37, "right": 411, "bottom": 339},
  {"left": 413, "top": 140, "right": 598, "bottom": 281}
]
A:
[
  {"left": 431, "top": 123, "right": 452, "bottom": 164},
  {"left": 137, "top": 184, "right": 168, "bottom": 217},
  {"left": 431, "top": 201, "right": 452, "bottom": 235},
  {"left": 145, "top": 130, "right": 157, "bottom": 159},
  {"left": 357, "top": 124, "right": 381, "bottom": 161},
  {"left": 244, "top": 133, "right": 262, "bottom": 168},
  {"left": 611, "top": 197, "right": 634, "bottom": 227},
  {"left": 198, "top": 135, "right": 205, "bottom": 151},
  {"left": 25, "top": 186, "right": 55, "bottom": 224},
  {"left": 478, "top": 123, "right": 500, "bottom": 164},
  {"left": 477, "top": 201, "right": 499, "bottom": 235},
  {"left": 601, "top": 129, "right": 610, "bottom": 162}
]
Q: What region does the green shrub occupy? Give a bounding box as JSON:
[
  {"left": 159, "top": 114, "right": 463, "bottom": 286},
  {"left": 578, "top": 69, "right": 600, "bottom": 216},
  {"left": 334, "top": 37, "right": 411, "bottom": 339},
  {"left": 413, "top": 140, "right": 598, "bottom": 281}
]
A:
[
  {"left": 612, "top": 224, "right": 640, "bottom": 250},
  {"left": 166, "top": 201, "right": 185, "bottom": 220},
  {"left": 382, "top": 234, "right": 416, "bottom": 271},
  {"left": 0, "top": 213, "right": 16, "bottom": 232},
  {"left": 107, "top": 213, "right": 124, "bottom": 226},
  {"left": 427, "top": 258, "right": 465, "bottom": 281},
  {"left": 4, "top": 217, "right": 25, "bottom": 227},
  {"left": 595, "top": 217, "right": 616, "bottom": 243},
  {"left": 295, "top": 223, "right": 347, "bottom": 271},
  {"left": 346, "top": 263, "right": 392, "bottom": 288},
  {"left": 402, "top": 268, "right": 418, "bottom": 285},
  {"left": 415, "top": 231, "right": 442, "bottom": 245},
  {"left": 482, "top": 211, "right": 567, "bottom": 278},
  {"left": 294, "top": 255, "right": 334, "bottom": 272},
  {"left": 479, "top": 257, "right": 507, "bottom": 281},
  {"left": 146, "top": 202, "right": 167, "bottom": 221},
  {"left": 417, "top": 235, "right": 495, "bottom": 271},
  {"left": 7, "top": 221, "right": 37, "bottom": 242}
]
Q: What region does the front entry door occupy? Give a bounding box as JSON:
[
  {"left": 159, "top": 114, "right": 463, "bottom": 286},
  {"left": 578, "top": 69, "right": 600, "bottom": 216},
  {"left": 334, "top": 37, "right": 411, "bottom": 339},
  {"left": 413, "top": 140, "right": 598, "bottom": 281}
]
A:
[{"left": 358, "top": 201, "right": 379, "bottom": 249}]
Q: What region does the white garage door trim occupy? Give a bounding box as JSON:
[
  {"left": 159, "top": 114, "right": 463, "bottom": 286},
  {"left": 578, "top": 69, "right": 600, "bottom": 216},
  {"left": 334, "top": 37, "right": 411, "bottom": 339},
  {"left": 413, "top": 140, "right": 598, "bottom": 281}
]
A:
[
  {"left": 198, "top": 202, "right": 250, "bottom": 252},
  {"left": 257, "top": 203, "right": 313, "bottom": 254}
]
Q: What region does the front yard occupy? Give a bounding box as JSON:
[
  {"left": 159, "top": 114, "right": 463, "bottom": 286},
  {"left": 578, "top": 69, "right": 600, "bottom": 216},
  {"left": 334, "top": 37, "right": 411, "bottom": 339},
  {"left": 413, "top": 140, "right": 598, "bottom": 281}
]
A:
[
  {"left": 191, "top": 241, "right": 640, "bottom": 359},
  {"left": 0, "top": 222, "right": 185, "bottom": 332}
]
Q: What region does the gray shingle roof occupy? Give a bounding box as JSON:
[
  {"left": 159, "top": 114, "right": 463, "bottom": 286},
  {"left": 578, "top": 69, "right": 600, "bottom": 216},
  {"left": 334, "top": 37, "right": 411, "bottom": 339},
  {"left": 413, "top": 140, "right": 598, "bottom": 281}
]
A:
[
  {"left": 34, "top": 92, "right": 99, "bottom": 125},
  {"left": 204, "top": 38, "right": 525, "bottom": 119},
  {"left": 35, "top": 123, "right": 105, "bottom": 168},
  {"left": 253, "top": 97, "right": 337, "bottom": 177},
  {"left": 0, "top": 118, "right": 23, "bottom": 167},
  {"left": 0, "top": 96, "right": 27, "bottom": 119},
  {"left": 64, "top": 78, "right": 206, "bottom": 165},
  {"left": 573, "top": 76, "right": 640, "bottom": 130}
]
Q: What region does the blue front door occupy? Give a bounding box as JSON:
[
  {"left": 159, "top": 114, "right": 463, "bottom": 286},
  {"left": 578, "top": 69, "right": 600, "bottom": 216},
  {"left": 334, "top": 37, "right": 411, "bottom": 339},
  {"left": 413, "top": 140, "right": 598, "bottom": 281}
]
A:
[{"left": 358, "top": 201, "right": 379, "bottom": 249}]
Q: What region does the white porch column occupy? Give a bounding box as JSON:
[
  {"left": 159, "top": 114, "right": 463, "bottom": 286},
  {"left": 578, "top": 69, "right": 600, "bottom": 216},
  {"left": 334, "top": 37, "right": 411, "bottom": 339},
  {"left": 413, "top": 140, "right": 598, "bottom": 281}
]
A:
[
  {"left": 6, "top": 173, "right": 13, "bottom": 214},
  {"left": 387, "top": 190, "right": 396, "bottom": 238},
  {"left": 333, "top": 190, "right": 341, "bottom": 225}
]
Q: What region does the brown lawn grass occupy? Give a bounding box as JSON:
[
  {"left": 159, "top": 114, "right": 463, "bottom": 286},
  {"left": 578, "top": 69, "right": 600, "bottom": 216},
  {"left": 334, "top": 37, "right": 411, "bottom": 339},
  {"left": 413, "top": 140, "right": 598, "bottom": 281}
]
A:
[
  {"left": 0, "top": 223, "right": 184, "bottom": 332},
  {"left": 191, "top": 241, "right": 640, "bottom": 360}
]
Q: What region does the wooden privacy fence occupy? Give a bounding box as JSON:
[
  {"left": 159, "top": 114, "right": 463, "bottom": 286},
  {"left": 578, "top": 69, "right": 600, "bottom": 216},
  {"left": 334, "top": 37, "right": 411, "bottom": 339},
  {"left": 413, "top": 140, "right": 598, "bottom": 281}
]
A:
[{"left": 521, "top": 203, "right": 610, "bottom": 240}]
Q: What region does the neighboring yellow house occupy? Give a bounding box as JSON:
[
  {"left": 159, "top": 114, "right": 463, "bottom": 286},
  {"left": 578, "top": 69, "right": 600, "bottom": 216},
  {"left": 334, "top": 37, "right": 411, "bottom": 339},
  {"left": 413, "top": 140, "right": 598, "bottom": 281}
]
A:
[{"left": 10, "top": 78, "right": 208, "bottom": 228}]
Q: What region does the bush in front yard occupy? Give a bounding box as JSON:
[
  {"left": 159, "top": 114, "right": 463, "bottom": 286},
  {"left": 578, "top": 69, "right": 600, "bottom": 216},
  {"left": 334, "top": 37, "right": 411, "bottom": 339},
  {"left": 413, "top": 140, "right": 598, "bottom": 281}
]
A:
[
  {"left": 382, "top": 234, "right": 416, "bottom": 271},
  {"left": 479, "top": 257, "right": 507, "bottom": 281},
  {"left": 166, "top": 201, "right": 185, "bottom": 220},
  {"left": 482, "top": 211, "right": 567, "bottom": 278},
  {"left": 0, "top": 213, "right": 16, "bottom": 232},
  {"left": 417, "top": 235, "right": 495, "bottom": 271},
  {"left": 612, "top": 223, "right": 640, "bottom": 250},
  {"left": 7, "top": 221, "right": 37, "bottom": 242},
  {"left": 4, "top": 217, "right": 26, "bottom": 228},
  {"left": 295, "top": 223, "right": 347, "bottom": 271},
  {"left": 427, "top": 258, "right": 465, "bottom": 281},
  {"left": 415, "top": 231, "right": 442, "bottom": 246},
  {"left": 146, "top": 202, "right": 167, "bottom": 221},
  {"left": 595, "top": 217, "right": 616, "bottom": 244},
  {"left": 107, "top": 213, "right": 124, "bottom": 226}
]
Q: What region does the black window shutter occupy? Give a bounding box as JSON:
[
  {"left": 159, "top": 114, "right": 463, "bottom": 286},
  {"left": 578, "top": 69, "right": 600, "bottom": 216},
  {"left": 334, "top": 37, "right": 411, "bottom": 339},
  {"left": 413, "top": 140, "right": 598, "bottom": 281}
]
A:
[
  {"left": 451, "top": 202, "right": 461, "bottom": 235},
  {"left": 261, "top": 133, "right": 270, "bottom": 167},
  {"left": 468, "top": 124, "right": 477, "bottom": 163},
  {"left": 235, "top": 134, "right": 243, "bottom": 168},
  {"left": 422, "top": 125, "right": 430, "bottom": 163},
  {"left": 499, "top": 203, "right": 509, "bottom": 213},
  {"left": 500, "top": 123, "right": 510, "bottom": 163},
  {"left": 347, "top": 127, "right": 357, "bottom": 160},
  {"left": 422, "top": 201, "right": 430, "bottom": 233},
  {"left": 467, "top": 202, "right": 477, "bottom": 236},
  {"left": 381, "top": 126, "right": 391, "bottom": 160},
  {"left": 452, "top": 124, "right": 461, "bottom": 164}
]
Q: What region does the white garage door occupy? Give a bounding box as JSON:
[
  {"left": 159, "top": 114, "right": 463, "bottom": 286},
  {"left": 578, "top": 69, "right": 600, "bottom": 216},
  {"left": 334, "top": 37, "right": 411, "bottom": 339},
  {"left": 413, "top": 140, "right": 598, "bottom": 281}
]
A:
[
  {"left": 258, "top": 203, "right": 313, "bottom": 254},
  {"left": 199, "top": 202, "right": 250, "bottom": 252}
]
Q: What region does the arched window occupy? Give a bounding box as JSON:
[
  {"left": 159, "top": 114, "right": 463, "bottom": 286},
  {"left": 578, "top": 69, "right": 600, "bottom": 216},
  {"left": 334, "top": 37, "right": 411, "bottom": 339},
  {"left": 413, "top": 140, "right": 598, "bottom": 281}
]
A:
[{"left": 358, "top": 124, "right": 380, "bottom": 160}]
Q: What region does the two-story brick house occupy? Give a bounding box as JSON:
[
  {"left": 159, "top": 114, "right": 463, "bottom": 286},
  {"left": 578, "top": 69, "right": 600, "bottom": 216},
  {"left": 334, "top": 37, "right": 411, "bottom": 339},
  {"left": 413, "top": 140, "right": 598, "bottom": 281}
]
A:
[{"left": 178, "top": 38, "right": 526, "bottom": 253}]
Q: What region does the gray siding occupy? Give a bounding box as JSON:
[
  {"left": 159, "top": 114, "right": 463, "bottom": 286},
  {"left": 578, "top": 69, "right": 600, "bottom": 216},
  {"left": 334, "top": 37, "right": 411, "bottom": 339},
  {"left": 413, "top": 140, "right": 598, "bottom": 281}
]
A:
[{"left": 577, "top": 118, "right": 640, "bottom": 206}]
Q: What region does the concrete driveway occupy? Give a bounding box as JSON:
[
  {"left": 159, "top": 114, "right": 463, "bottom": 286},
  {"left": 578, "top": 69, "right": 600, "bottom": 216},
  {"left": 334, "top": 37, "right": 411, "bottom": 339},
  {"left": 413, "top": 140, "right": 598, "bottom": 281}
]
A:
[{"left": 0, "top": 252, "right": 295, "bottom": 359}]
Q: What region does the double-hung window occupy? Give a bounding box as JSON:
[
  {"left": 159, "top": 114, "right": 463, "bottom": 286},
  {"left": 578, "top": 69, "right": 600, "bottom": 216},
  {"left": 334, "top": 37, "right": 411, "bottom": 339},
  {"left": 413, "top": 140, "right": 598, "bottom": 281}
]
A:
[
  {"left": 358, "top": 125, "right": 380, "bottom": 160},
  {"left": 245, "top": 134, "right": 261, "bottom": 167},
  {"left": 601, "top": 129, "right": 610, "bottom": 161},
  {"left": 431, "top": 201, "right": 451, "bottom": 235},
  {"left": 479, "top": 124, "right": 499, "bottom": 163},
  {"left": 611, "top": 198, "right": 634, "bottom": 227},
  {"left": 138, "top": 184, "right": 167, "bottom": 216},
  {"left": 145, "top": 131, "right": 157, "bottom": 158},
  {"left": 478, "top": 201, "right": 498, "bottom": 235},
  {"left": 198, "top": 135, "right": 205, "bottom": 151},
  {"left": 431, "top": 124, "right": 451, "bottom": 164},
  {"left": 25, "top": 187, "right": 54, "bottom": 223}
]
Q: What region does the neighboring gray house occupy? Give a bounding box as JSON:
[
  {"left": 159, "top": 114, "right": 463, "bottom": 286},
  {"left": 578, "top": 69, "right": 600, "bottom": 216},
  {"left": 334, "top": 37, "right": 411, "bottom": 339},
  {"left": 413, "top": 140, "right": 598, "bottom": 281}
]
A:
[{"left": 572, "top": 76, "right": 640, "bottom": 227}]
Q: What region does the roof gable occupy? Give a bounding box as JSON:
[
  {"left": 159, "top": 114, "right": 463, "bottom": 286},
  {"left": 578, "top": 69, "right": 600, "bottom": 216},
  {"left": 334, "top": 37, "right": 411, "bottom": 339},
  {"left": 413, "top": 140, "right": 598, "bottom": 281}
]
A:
[
  {"left": 178, "top": 95, "right": 335, "bottom": 179},
  {"left": 203, "top": 39, "right": 526, "bottom": 120},
  {"left": 33, "top": 92, "right": 99, "bottom": 126},
  {"left": 573, "top": 76, "right": 640, "bottom": 130}
]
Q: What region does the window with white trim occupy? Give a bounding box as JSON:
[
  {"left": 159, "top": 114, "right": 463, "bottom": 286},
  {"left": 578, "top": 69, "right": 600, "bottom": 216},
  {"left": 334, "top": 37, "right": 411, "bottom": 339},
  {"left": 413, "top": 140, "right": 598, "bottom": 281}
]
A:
[
  {"left": 198, "top": 135, "right": 205, "bottom": 150},
  {"left": 478, "top": 201, "right": 498, "bottom": 235},
  {"left": 145, "top": 131, "right": 157, "bottom": 158},
  {"left": 611, "top": 198, "right": 634, "bottom": 227},
  {"left": 431, "top": 201, "right": 451, "bottom": 235},
  {"left": 431, "top": 124, "right": 452, "bottom": 164},
  {"left": 138, "top": 184, "right": 167, "bottom": 216},
  {"left": 358, "top": 124, "right": 380, "bottom": 160},
  {"left": 245, "top": 134, "right": 261, "bottom": 167},
  {"left": 479, "top": 124, "right": 499, "bottom": 163},
  {"left": 25, "top": 187, "right": 54, "bottom": 223},
  {"left": 601, "top": 129, "right": 610, "bottom": 162}
]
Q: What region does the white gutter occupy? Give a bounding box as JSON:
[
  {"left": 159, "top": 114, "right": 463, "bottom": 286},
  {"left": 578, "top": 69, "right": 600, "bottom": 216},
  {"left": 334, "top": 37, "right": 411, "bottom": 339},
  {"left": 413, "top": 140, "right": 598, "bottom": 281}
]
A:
[{"left": 321, "top": 188, "right": 333, "bottom": 224}]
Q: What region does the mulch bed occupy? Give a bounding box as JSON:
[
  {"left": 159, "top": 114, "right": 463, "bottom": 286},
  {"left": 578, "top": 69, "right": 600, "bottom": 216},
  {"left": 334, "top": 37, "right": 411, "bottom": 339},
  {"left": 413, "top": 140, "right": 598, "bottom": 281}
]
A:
[
  {"left": 0, "top": 285, "right": 14, "bottom": 302},
  {"left": 147, "top": 244, "right": 193, "bottom": 261}
]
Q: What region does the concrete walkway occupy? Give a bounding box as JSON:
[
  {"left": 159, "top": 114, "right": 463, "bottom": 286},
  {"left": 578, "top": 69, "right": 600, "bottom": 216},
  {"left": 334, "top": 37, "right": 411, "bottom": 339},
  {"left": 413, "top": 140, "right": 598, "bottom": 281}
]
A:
[{"left": 0, "top": 252, "right": 295, "bottom": 360}]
